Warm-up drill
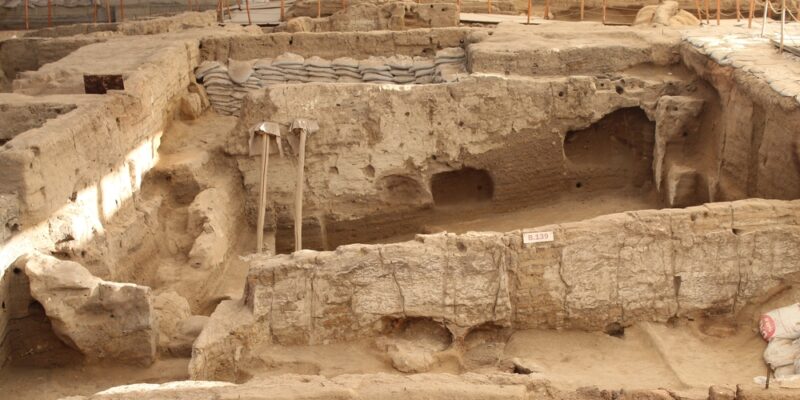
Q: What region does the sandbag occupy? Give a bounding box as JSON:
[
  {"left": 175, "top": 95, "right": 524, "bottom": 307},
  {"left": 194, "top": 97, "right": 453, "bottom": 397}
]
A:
[
  {"left": 764, "top": 338, "right": 800, "bottom": 368},
  {"left": 760, "top": 303, "right": 800, "bottom": 341}
]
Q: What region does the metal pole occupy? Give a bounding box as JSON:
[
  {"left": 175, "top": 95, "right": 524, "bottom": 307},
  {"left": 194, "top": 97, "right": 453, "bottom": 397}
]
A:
[
  {"left": 544, "top": 0, "right": 549, "bottom": 19},
  {"left": 527, "top": 0, "right": 531, "bottom": 24},
  {"left": 717, "top": 0, "right": 721, "bottom": 25},
  {"left": 736, "top": 0, "right": 741, "bottom": 20},
  {"left": 245, "top": 0, "right": 251, "bottom": 24},
  {"left": 256, "top": 137, "right": 271, "bottom": 254},
  {"left": 695, "top": 0, "right": 702, "bottom": 20},
  {"left": 780, "top": 0, "right": 786, "bottom": 53},
  {"left": 580, "top": 0, "right": 584, "bottom": 21},
  {"left": 762, "top": 0, "right": 769, "bottom": 37},
  {"left": 294, "top": 130, "right": 307, "bottom": 252}
]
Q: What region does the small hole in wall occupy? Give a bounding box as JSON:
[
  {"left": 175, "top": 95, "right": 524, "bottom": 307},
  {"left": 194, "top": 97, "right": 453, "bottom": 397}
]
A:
[
  {"left": 405, "top": 111, "right": 410, "bottom": 117},
  {"left": 430, "top": 4, "right": 434, "bottom": 7},
  {"left": 732, "top": 228, "right": 743, "bottom": 235},
  {"left": 682, "top": 131, "right": 689, "bottom": 137},
  {"left": 604, "top": 322, "right": 625, "bottom": 338},
  {"left": 2, "top": 302, "right": 5, "bottom": 310},
  {"left": 690, "top": 214, "right": 697, "bottom": 222},
  {"left": 615, "top": 86, "right": 625, "bottom": 95},
  {"left": 289, "top": 38, "right": 294, "bottom": 45},
  {"left": 575, "top": 182, "right": 583, "bottom": 188},
  {"left": 69, "top": 192, "right": 77, "bottom": 202},
  {"left": 329, "top": 166, "right": 339, "bottom": 174},
  {"left": 458, "top": 121, "right": 464, "bottom": 127},
  {"left": 431, "top": 155, "right": 437, "bottom": 161},
  {"left": 558, "top": 91, "right": 564, "bottom": 97},
  {"left": 8, "top": 223, "right": 19, "bottom": 232},
  {"left": 363, "top": 165, "right": 376, "bottom": 177},
  {"left": 13, "top": 267, "right": 21, "bottom": 275}
]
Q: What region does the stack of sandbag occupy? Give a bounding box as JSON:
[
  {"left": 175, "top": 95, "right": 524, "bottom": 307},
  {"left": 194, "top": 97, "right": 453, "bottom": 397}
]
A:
[
  {"left": 332, "top": 57, "right": 362, "bottom": 83},
  {"left": 760, "top": 304, "right": 800, "bottom": 378},
  {"left": 305, "top": 56, "right": 338, "bottom": 83},
  {"left": 434, "top": 47, "right": 467, "bottom": 83},
  {"left": 254, "top": 58, "right": 288, "bottom": 85},
  {"left": 195, "top": 61, "right": 239, "bottom": 116},
  {"left": 274, "top": 53, "right": 309, "bottom": 83},
  {"left": 359, "top": 57, "right": 394, "bottom": 83},
  {"left": 387, "top": 56, "right": 415, "bottom": 84},
  {"left": 409, "top": 58, "right": 436, "bottom": 84}
]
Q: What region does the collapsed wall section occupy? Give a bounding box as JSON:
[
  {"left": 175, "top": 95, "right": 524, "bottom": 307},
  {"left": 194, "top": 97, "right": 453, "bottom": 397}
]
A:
[{"left": 191, "top": 198, "right": 800, "bottom": 380}]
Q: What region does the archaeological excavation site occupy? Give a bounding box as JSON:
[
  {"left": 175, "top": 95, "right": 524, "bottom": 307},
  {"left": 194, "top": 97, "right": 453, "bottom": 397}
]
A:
[{"left": 1, "top": 0, "right": 800, "bottom": 398}]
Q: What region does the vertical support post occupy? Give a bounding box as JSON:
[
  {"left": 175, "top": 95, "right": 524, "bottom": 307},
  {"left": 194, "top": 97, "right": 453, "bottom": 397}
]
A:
[
  {"left": 780, "top": 0, "right": 786, "bottom": 53},
  {"left": 716, "top": 0, "right": 721, "bottom": 25},
  {"left": 225, "top": 0, "right": 233, "bottom": 19},
  {"left": 245, "top": 0, "right": 251, "bottom": 24},
  {"left": 105, "top": 0, "right": 111, "bottom": 22},
  {"left": 280, "top": 0, "right": 285, "bottom": 21},
  {"left": 119, "top": 0, "right": 124, "bottom": 21},
  {"left": 705, "top": 0, "right": 710, "bottom": 24},
  {"left": 602, "top": 0, "right": 607, "bottom": 24},
  {"left": 580, "top": 0, "right": 584, "bottom": 21},
  {"left": 695, "top": 0, "right": 702, "bottom": 20},
  {"left": 47, "top": 0, "right": 52, "bottom": 27},
  {"left": 294, "top": 130, "right": 307, "bottom": 252},
  {"left": 749, "top": 0, "right": 755, "bottom": 27},
  {"left": 544, "top": 0, "right": 549, "bottom": 19},
  {"left": 762, "top": 0, "right": 769, "bottom": 37},
  {"left": 256, "top": 137, "right": 271, "bottom": 254},
  {"left": 488, "top": 0, "right": 492, "bottom": 14},
  {"left": 736, "top": 0, "right": 741, "bottom": 20},
  {"left": 527, "top": 0, "right": 531, "bottom": 24},
  {"left": 24, "top": 0, "right": 29, "bottom": 29}
]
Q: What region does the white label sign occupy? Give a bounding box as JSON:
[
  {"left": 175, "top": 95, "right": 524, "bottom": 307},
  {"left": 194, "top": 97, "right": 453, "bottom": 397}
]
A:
[{"left": 522, "top": 231, "right": 554, "bottom": 244}]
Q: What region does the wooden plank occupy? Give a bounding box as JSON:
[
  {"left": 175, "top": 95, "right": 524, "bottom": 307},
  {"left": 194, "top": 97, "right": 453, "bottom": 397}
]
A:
[{"left": 459, "top": 12, "right": 544, "bottom": 24}]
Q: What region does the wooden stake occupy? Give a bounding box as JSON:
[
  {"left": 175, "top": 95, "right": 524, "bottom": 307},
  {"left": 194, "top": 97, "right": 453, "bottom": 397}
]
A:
[
  {"left": 580, "top": 0, "right": 584, "bottom": 21},
  {"left": 105, "top": 0, "right": 111, "bottom": 22},
  {"left": 780, "top": 0, "right": 786, "bottom": 53},
  {"left": 544, "top": 0, "right": 549, "bottom": 19},
  {"left": 256, "top": 137, "right": 271, "bottom": 254},
  {"left": 23, "top": 0, "right": 29, "bottom": 29},
  {"left": 488, "top": 0, "right": 492, "bottom": 14},
  {"left": 527, "top": 0, "right": 531, "bottom": 24},
  {"left": 749, "top": 0, "right": 755, "bottom": 27},
  {"left": 695, "top": 0, "right": 702, "bottom": 20},
  {"left": 294, "top": 130, "right": 307, "bottom": 252},
  {"left": 602, "top": 0, "right": 607, "bottom": 24},
  {"left": 47, "top": 0, "right": 52, "bottom": 27},
  {"left": 317, "top": 0, "right": 321, "bottom": 17},
  {"left": 735, "top": 0, "right": 741, "bottom": 20},
  {"left": 716, "top": 0, "right": 721, "bottom": 25},
  {"left": 119, "top": 0, "right": 124, "bottom": 21},
  {"left": 280, "top": 0, "right": 285, "bottom": 21},
  {"left": 245, "top": 0, "right": 251, "bottom": 24},
  {"left": 762, "top": 0, "right": 769, "bottom": 36}
]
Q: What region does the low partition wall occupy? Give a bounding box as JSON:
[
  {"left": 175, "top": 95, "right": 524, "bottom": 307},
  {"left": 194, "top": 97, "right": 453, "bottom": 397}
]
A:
[{"left": 190, "top": 199, "right": 800, "bottom": 380}]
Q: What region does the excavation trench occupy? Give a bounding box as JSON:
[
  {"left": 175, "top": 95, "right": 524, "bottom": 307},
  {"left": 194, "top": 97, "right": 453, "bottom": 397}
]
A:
[{"left": 2, "top": 15, "right": 800, "bottom": 400}]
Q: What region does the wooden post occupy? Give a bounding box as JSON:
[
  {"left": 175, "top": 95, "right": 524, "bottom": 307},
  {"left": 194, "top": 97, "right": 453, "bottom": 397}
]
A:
[
  {"left": 256, "top": 137, "right": 271, "bottom": 254},
  {"left": 527, "top": 0, "right": 531, "bottom": 24},
  {"left": 225, "top": 0, "right": 232, "bottom": 18},
  {"left": 544, "top": 0, "right": 549, "bottom": 19},
  {"left": 748, "top": 0, "right": 755, "bottom": 27},
  {"left": 105, "top": 0, "right": 111, "bottom": 22},
  {"left": 280, "top": 0, "right": 285, "bottom": 21},
  {"left": 47, "top": 0, "right": 52, "bottom": 27},
  {"left": 762, "top": 0, "right": 769, "bottom": 37},
  {"left": 780, "top": 0, "right": 786, "bottom": 53},
  {"left": 488, "top": 0, "right": 492, "bottom": 14},
  {"left": 695, "top": 0, "right": 702, "bottom": 20},
  {"left": 602, "top": 0, "right": 607, "bottom": 24},
  {"left": 716, "top": 0, "right": 721, "bottom": 25},
  {"left": 317, "top": 0, "right": 321, "bottom": 17},
  {"left": 294, "top": 130, "right": 307, "bottom": 252},
  {"left": 705, "top": 0, "right": 710, "bottom": 24},
  {"left": 580, "top": 0, "right": 584, "bottom": 21},
  {"left": 245, "top": 0, "right": 251, "bottom": 24},
  {"left": 93, "top": 0, "right": 97, "bottom": 23},
  {"left": 119, "top": 0, "right": 124, "bottom": 21},
  {"left": 23, "top": 0, "right": 29, "bottom": 29},
  {"left": 735, "top": 0, "right": 741, "bottom": 20}
]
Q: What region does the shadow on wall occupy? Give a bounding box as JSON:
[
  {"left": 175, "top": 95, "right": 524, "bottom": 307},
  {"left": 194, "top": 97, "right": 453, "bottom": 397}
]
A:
[{"left": 431, "top": 168, "right": 494, "bottom": 206}]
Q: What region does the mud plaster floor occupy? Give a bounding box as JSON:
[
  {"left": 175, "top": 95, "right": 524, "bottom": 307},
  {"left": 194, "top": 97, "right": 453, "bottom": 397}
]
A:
[{"left": 237, "top": 322, "right": 764, "bottom": 396}]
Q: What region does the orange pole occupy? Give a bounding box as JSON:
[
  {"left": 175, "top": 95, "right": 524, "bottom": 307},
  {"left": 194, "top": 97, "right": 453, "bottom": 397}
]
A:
[
  {"left": 748, "top": 0, "right": 755, "bottom": 27},
  {"left": 24, "top": 0, "right": 29, "bottom": 29},
  {"left": 105, "top": 0, "right": 111, "bottom": 22},
  {"left": 527, "top": 0, "right": 531, "bottom": 23},
  {"left": 602, "top": 0, "right": 607, "bottom": 24},
  {"left": 544, "top": 0, "right": 549, "bottom": 19},
  {"left": 695, "top": 0, "right": 702, "bottom": 19},
  {"left": 716, "top": 0, "right": 721, "bottom": 24},
  {"left": 47, "top": 0, "right": 52, "bottom": 27},
  {"left": 317, "top": 0, "right": 320, "bottom": 17},
  {"left": 580, "top": 0, "right": 584, "bottom": 20},
  {"left": 119, "top": 0, "right": 124, "bottom": 21},
  {"left": 245, "top": 0, "right": 251, "bottom": 24}
]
